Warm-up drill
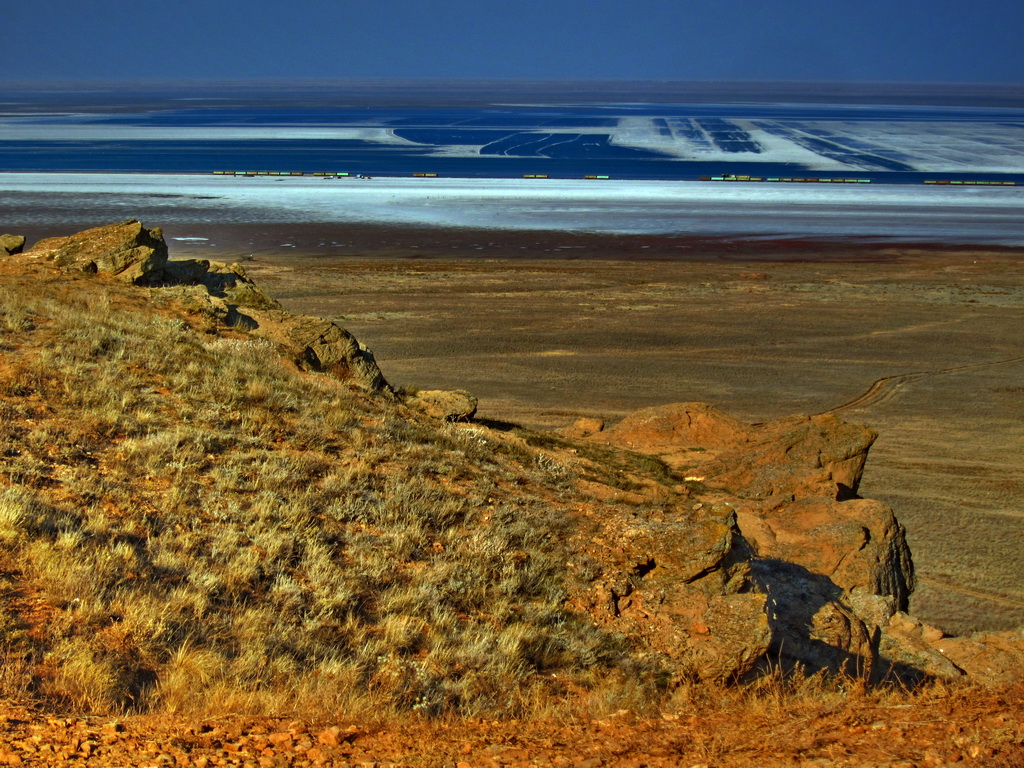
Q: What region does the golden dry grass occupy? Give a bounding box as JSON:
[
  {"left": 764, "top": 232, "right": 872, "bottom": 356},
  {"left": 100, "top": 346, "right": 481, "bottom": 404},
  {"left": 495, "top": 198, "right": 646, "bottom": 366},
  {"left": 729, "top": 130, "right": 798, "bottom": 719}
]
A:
[{"left": 0, "top": 272, "right": 646, "bottom": 717}]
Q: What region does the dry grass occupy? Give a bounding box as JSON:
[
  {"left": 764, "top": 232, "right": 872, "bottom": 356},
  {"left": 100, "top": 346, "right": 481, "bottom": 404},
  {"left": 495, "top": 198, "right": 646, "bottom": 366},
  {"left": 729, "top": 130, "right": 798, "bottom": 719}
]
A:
[
  {"left": 2, "top": 267, "right": 1004, "bottom": 731},
  {"left": 0, "top": 276, "right": 640, "bottom": 717}
]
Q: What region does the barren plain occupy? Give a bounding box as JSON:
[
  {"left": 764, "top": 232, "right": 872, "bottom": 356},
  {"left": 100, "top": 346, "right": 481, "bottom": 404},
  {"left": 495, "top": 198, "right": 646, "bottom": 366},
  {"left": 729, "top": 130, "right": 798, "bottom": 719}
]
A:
[{"left": 165, "top": 223, "right": 1024, "bottom": 638}]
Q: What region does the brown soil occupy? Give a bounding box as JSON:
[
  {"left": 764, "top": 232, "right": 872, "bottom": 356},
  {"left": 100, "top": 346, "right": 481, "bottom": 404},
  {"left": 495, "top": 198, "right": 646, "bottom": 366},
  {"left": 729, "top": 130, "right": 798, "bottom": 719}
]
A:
[{"left": 1, "top": 682, "right": 1022, "bottom": 767}]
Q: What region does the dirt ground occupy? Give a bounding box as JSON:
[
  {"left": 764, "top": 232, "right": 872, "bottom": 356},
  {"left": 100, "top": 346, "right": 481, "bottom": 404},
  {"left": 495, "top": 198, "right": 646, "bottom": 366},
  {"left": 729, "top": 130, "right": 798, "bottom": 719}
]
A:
[
  {"left": 159, "top": 223, "right": 1024, "bottom": 638},
  {"left": 1, "top": 681, "right": 1022, "bottom": 767}
]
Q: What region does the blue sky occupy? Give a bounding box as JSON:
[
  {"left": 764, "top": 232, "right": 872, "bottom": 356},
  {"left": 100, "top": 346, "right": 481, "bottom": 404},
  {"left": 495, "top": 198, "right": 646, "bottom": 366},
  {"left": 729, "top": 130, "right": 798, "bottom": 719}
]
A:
[{"left": 3, "top": 0, "right": 1022, "bottom": 84}]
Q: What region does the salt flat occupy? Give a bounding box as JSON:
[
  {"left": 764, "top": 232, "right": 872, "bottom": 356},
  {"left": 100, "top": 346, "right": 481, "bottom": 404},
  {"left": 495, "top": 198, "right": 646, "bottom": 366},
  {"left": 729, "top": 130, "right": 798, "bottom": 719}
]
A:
[{"left": 3, "top": 173, "right": 1023, "bottom": 244}]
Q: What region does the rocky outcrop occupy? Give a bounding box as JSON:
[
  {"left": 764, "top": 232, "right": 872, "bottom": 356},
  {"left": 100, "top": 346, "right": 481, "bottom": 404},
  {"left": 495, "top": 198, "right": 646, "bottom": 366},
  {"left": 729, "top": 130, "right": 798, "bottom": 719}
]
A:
[
  {"left": 22, "top": 222, "right": 394, "bottom": 396},
  {"left": 931, "top": 630, "right": 1024, "bottom": 685},
  {"left": 152, "top": 259, "right": 281, "bottom": 310},
  {"left": 737, "top": 495, "right": 914, "bottom": 608},
  {"left": 588, "top": 402, "right": 921, "bottom": 681},
  {"left": 0, "top": 234, "right": 25, "bottom": 256},
  {"left": 581, "top": 400, "right": 1024, "bottom": 686},
  {"left": 595, "top": 402, "right": 749, "bottom": 452},
  {"left": 246, "top": 310, "right": 392, "bottom": 394},
  {"left": 583, "top": 400, "right": 1022, "bottom": 685},
  {"left": 595, "top": 403, "right": 876, "bottom": 499},
  {"left": 27, "top": 220, "right": 169, "bottom": 283},
  {"left": 23, "top": 221, "right": 280, "bottom": 312},
  {"left": 709, "top": 413, "right": 877, "bottom": 500},
  {"left": 568, "top": 500, "right": 771, "bottom": 683}
]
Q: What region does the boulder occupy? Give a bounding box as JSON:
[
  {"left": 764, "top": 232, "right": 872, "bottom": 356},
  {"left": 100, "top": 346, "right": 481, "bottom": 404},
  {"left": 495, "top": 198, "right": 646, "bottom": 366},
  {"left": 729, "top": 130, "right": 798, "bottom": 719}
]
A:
[
  {"left": 146, "top": 259, "right": 281, "bottom": 310},
  {"left": 27, "top": 220, "right": 168, "bottom": 283},
  {"left": 0, "top": 234, "right": 25, "bottom": 256},
  {"left": 195, "top": 261, "right": 280, "bottom": 310},
  {"left": 409, "top": 389, "right": 478, "bottom": 421},
  {"left": 596, "top": 402, "right": 749, "bottom": 452},
  {"left": 750, "top": 559, "right": 878, "bottom": 676},
  {"left": 708, "top": 413, "right": 877, "bottom": 499},
  {"left": 877, "top": 612, "right": 967, "bottom": 681},
  {"left": 246, "top": 310, "right": 392, "bottom": 394},
  {"left": 932, "top": 630, "right": 1024, "bottom": 686},
  {"left": 157, "top": 258, "right": 213, "bottom": 285}
]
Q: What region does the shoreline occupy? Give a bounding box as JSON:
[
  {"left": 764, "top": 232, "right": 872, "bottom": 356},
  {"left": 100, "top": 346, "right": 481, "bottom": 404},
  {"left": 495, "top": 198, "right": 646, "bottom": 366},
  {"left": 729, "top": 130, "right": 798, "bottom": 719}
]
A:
[
  {"left": 3, "top": 172, "right": 1024, "bottom": 247},
  {"left": 14, "top": 220, "right": 1024, "bottom": 264}
]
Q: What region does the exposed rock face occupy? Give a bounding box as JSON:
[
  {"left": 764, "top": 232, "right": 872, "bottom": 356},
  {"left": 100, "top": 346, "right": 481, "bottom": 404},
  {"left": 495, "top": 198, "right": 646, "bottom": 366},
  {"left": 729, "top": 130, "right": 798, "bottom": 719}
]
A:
[
  {"left": 1, "top": 234, "right": 25, "bottom": 256},
  {"left": 580, "top": 396, "right": 1019, "bottom": 686},
  {"left": 409, "top": 389, "right": 478, "bottom": 421},
  {"left": 596, "top": 403, "right": 876, "bottom": 499},
  {"left": 596, "top": 402, "right": 748, "bottom": 452},
  {"left": 590, "top": 402, "right": 921, "bottom": 681},
  {"left": 568, "top": 501, "right": 771, "bottom": 682},
  {"left": 27, "top": 220, "right": 169, "bottom": 283},
  {"left": 737, "top": 496, "right": 914, "bottom": 608},
  {"left": 152, "top": 259, "right": 281, "bottom": 311},
  {"left": 932, "top": 630, "right": 1024, "bottom": 685},
  {"left": 707, "top": 413, "right": 877, "bottom": 500}
]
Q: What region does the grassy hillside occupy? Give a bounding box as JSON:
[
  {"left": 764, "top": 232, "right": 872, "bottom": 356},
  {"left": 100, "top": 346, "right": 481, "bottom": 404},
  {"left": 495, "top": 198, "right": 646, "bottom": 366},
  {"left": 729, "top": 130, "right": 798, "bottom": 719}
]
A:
[{"left": 0, "top": 263, "right": 656, "bottom": 717}]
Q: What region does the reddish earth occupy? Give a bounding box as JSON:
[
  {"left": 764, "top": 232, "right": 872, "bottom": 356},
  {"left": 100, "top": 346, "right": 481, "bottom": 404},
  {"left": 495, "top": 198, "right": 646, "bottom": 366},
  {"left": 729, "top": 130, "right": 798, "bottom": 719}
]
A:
[{"left": 1, "top": 682, "right": 1022, "bottom": 766}]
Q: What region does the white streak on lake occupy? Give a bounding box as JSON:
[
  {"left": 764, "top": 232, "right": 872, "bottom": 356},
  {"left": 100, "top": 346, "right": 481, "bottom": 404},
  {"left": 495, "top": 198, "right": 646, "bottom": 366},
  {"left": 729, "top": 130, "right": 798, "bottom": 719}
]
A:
[{"left": 2, "top": 173, "right": 1023, "bottom": 245}]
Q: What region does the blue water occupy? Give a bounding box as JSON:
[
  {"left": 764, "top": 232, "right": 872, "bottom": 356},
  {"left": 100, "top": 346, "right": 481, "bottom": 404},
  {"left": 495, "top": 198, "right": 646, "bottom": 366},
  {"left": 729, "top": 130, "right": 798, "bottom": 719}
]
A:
[{"left": 3, "top": 86, "right": 1024, "bottom": 183}]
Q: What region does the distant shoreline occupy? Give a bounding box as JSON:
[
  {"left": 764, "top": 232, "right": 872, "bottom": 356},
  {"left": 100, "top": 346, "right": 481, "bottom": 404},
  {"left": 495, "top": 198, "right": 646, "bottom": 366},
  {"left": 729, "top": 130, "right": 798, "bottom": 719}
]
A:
[
  {"left": 13, "top": 219, "right": 1024, "bottom": 266},
  {"left": 4, "top": 172, "right": 1024, "bottom": 247}
]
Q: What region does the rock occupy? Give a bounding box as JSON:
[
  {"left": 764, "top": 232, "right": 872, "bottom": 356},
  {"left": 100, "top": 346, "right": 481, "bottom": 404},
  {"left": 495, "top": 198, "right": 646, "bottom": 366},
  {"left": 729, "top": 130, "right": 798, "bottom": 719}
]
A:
[
  {"left": 0, "top": 234, "right": 25, "bottom": 256},
  {"left": 409, "top": 389, "right": 478, "bottom": 421},
  {"left": 557, "top": 417, "right": 605, "bottom": 439},
  {"left": 246, "top": 310, "right": 392, "bottom": 393},
  {"left": 158, "top": 258, "right": 213, "bottom": 285},
  {"left": 571, "top": 503, "right": 772, "bottom": 682},
  {"left": 595, "top": 402, "right": 749, "bottom": 452},
  {"left": 21, "top": 223, "right": 391, "bottom": 396},
  {"left": 317, "top": 727, "right": 343, "bottom": 746},
  {"left": 197, "top": 261, "right": 281, "bottom": 310},
  {"left": 146, "top": 259, "right": 281, "bottom": 310},
  {"left": 877, "top": 612, "right": 967, "bottom": 681},
  {"left": 708, "top": 413, "right": 877, "bottom": 500},
  {"left": 751, "top": 559, "right": 878, "bottom": 676},
  {"left": 594, "top": 403, "right": 877, "bottom": 500},
  {"left": 931, "top": 630, "right": 1024, "bottom": 686},
  {"left": 737, "top": 496, "right": 914, "bottom": 608},
  {"left": 27, "top": 220, "right": 168, "bottom": 283},
  {"left": 591, "top": 401, "right": 925, "bottom": 680}
]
